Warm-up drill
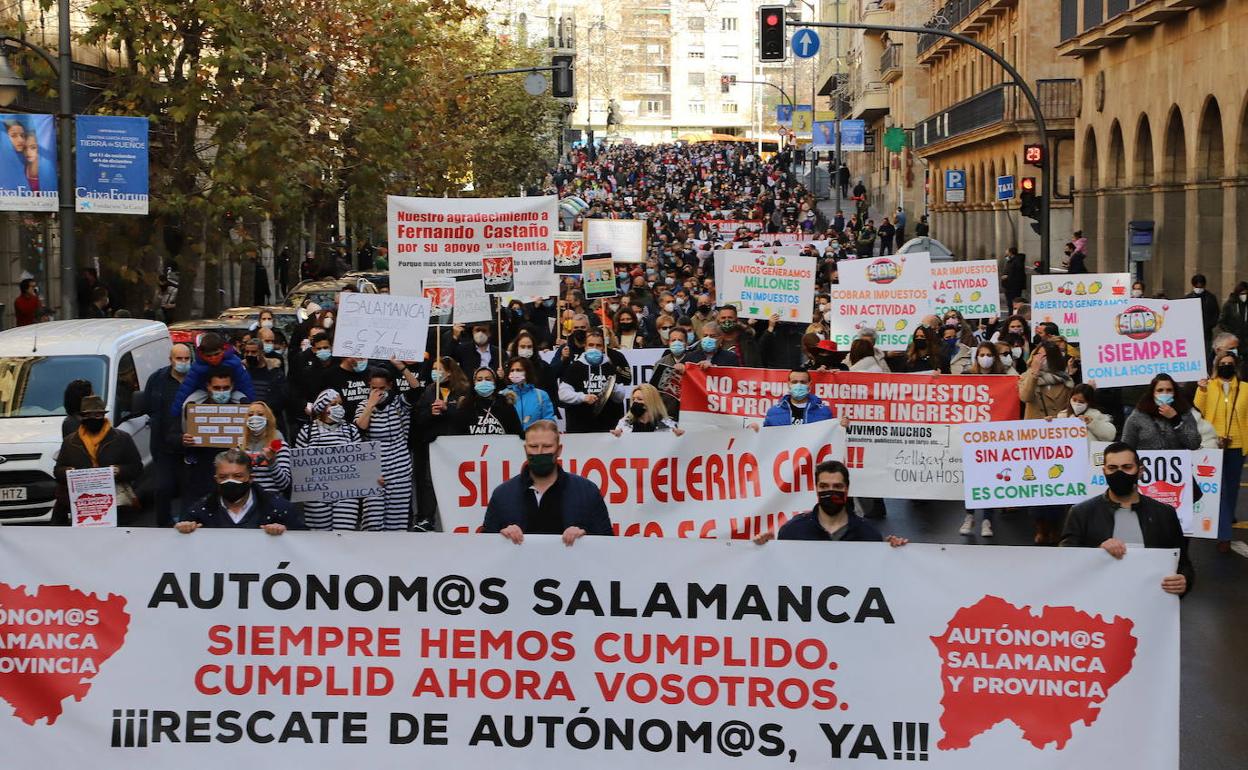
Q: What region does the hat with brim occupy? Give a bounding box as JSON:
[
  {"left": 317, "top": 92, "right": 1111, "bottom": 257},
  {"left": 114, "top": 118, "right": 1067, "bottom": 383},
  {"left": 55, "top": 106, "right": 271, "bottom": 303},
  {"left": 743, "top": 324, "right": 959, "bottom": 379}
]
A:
[{"left": 80, "top": 395, "right": 106, "bottom": 415}]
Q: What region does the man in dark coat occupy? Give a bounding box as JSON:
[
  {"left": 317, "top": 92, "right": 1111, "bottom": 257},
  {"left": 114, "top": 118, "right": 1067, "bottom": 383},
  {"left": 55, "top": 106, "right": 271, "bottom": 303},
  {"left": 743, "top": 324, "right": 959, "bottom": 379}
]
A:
[{"left": 176, "top": 448, "right": 301, "bottom": 532}]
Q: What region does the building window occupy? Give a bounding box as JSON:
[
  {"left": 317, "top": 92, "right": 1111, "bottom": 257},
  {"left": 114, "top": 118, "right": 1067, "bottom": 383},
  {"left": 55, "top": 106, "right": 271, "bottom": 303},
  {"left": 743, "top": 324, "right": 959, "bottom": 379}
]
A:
[
  {"left": 646, "top": 100, "right": 664, "bottom": 113},
  {"left": 689, "top": 49, "right": 705, "bottom": 59},
  {"left": 721, "top": 45, "right": 739, "bottom": 60},
  {"left": 722, "top": 18, "right": 737, "bottom": 32},
  {"left": 689, "top": 72, "right": 705, "bottom": 87},
  {"left": 689, "top": 17, "right": 705, "bottom": 31},
  {"left": 689, "top": 102, "right": 705, "bottom": 114},
  {"left": 722, "top": 102, "right": 738, "bottom": 113}
]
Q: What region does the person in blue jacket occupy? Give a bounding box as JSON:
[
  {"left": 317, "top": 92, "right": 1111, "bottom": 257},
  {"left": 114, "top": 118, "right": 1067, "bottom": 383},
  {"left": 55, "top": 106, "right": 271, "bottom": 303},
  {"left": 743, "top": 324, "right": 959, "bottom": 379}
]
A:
[
  {"left": 170, "top": 332, "right": 255, "bottom": 416},
  {"left": 761, "top": 369, "right": 833, "bottom": 427},
  {"left": 502, "top": 356, "right": 556, "bottom": 431},
  {"left": 483, "top": 420, "right": 613, "bottom": 545}
]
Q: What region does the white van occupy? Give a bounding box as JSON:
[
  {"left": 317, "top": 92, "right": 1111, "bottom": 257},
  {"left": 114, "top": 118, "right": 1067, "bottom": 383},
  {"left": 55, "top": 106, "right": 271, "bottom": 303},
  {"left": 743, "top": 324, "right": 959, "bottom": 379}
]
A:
[{"left": 0, "top": 319, "right": 170, "bottom": 524}]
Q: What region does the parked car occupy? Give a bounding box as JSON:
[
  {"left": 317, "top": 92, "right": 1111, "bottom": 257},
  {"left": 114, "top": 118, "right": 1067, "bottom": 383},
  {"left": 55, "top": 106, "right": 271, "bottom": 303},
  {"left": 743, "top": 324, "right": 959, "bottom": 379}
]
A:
[
  {"left": 216, "top": 305, "right": 300, "bottom": 339},
  {"left": 0, "top": 320, "right": 170, "bottom": 524},
  {"left": 342, "top": 271, "right": 390, "bottom": 292},
  {"left": 283, "top": 277, "right": 378, "bottom": 310}
]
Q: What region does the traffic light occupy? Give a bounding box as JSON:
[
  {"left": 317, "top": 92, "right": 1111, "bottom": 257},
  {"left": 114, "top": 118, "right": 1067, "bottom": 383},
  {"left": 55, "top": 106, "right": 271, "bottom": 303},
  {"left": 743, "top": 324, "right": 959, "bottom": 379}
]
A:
[
  {"left": 759, "top": 6, "right": 786, "bottom": 62},
  {"left": 551, "top": 55, "right": 574, "bottom": 98},
  {"left": 1019, "top": 177, "right": 1041, "bottom": 220},
  {"left": 1024, "top": 143, "right": 1045, "bottom": 168}
]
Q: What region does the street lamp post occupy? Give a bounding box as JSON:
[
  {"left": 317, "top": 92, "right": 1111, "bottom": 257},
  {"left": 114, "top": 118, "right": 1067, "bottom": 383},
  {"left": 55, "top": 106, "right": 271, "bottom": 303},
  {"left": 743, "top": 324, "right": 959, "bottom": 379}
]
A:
[{"left": 0, "top": 0, "right": 78, "bottom": 318}]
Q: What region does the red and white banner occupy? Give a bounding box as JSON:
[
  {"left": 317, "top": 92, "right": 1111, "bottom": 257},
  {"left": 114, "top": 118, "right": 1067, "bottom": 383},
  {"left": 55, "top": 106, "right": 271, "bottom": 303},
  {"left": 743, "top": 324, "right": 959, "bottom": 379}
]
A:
[
  {"left": 430, "top": 423, "right": 838, "bottom": 539},
  {"left": 388, "top": 195, "right": 558, "bottom": 297},
  {"left": 0, "top": 529, "right": 1179, "bottom": 768},
  {"left": 704, "top": 219, "right": 763, "bottom": 236},
  {"left": 680, "top": 368, "right": 1021, "bottom": 500}
]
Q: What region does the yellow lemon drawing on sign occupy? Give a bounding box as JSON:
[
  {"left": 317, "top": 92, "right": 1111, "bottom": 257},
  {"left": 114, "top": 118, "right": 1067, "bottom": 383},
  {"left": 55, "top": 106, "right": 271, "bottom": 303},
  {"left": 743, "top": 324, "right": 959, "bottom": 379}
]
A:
[
  {"left": 894, "top": 319, "right": 907, "bottom": 331},
  {"left": 970, "top": 291, "right": 981, "bottom": 301},
  {"left": 1048, "top": 465, "right": 1064, "bottom": 479}
]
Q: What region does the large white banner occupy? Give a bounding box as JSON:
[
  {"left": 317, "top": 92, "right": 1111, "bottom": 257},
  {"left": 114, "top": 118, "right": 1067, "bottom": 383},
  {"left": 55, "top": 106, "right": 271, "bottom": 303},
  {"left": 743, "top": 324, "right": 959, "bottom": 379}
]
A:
[
  {"left": 388, "top": 195, "right": 558, "bottom": 297},
  {"left": 431, "top": 423, "right": 838, "bottom": 538},
  {"left": 0, "top": 530, "right": 1179, "bottom": 769},
  {"left": 932, "top": 260, "right": 1000, "bottom": 320},
  {"left": 716, "top": 251, "right": 817, "bottom": 324},
  {"left": 584, "top": 219, "right": 647, "bottom": 263},
  {"left": 331, "top": 292, "right": 431, "bottom": 362},
  {"left": 829, "top": 253, "right": 934, "bottom": 351},
  {"left": 1078, "top": 298, "right": 1207, "bottom": 387},
  {"left": 1029, "top": 273, "right": 1130, "bottom": 342}
]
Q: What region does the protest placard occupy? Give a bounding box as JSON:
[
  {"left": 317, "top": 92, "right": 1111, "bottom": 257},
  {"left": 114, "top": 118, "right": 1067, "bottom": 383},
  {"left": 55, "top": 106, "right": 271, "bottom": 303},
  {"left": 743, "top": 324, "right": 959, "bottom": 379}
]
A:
[
  {"left": 961, "top": 419, "right": 1091, "bottom": 509},
  {"left": 582, "top": 254, "right": 617, "bottom": 298},
  {"left": 931, "top": 260, "right": 1000, "bottom": 319},
  {"left": 553, "top": 231, "right": 584, "bottom": 275},
  {"left": 289, "top": 441, "right": 385, "bottom": 503},
  {"left": 331, "top": 292, "right": 431, "bottom": 362},
  {"left": 421, "top": 279, "right": 455, "bottom": 326},
  {"left": 452, "top": 274, "right": 492, "bottom": 324},
  {"left": 1030, "top": 272, "right": 1131, "bottom": 341},
  {"left": 0, "top": 527, "right": 1179, "bottom": 770},
  {"left": 1079, "top": 298, "right": 1207, "bottom": 387},
  {"left": 1190, "top": 447, "right": 1223, "bottom": 539},
  {"left": 829, "top": 252, "right": 933, "bottom": 351},
  {"left": 387, "top": 195, "right": 557, "bottom": 296},
  {"left": 716, "top": 251, "right": 816, "bottom": 323},
  {"left": 481, "top": 250, "right": 515, "bottom": 294},
  {"left": 66, "top": 467, "right": 117, "bottom": 527},
  {"left": 184, "top": 403, "right": 249, "bottom": 447},
  {"left": 584, "top": 218, "right": 647, "bottom": 262},
  {"left": 680, "top": 367, "right": 1021, "bottom": 500}
]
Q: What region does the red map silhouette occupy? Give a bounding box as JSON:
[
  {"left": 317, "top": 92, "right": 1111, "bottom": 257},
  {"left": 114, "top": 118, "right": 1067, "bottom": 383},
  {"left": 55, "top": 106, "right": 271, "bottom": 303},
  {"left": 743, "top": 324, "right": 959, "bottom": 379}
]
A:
[
  {"left": 931, "top": 595, "right": 1136, "bottom": 751},
  {"left": 0, "top": 583, "right": 130, "bottom": 725}
]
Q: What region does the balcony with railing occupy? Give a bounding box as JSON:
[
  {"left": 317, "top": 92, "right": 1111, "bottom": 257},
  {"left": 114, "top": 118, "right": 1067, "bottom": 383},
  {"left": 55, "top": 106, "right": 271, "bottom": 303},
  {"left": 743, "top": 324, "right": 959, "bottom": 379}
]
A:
[
  {"left": 880, "top": 43, "right": 903, "bottom": 83},
  {"left": 1059, "top": 0, "right": 1219, "bottom": 56},
  {"left": 913, "top": 78, "right": 1081, "bottom": 151}
]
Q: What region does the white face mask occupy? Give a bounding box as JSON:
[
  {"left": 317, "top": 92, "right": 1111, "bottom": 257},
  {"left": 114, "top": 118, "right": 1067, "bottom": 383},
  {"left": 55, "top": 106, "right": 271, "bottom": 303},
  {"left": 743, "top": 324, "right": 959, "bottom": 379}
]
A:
[
  {"left": 1070, "top": 401, "right": 1089, "bottom": 415},
  {"left": 1192, "top": 287, "right": 1204, "bottom": 294},
  {"left": 518, "top": 347, "right": 534, "bottom": 358},
  {"left": 1011, "top": 346, "right": 1024, "bottom": 358},
  {"left": 1000, "top": 353, "right": 1013, "bottom": 365},
  {"left": 508, "top": 371, "right": 526, "bottom": 385},
  {"left": 1241, "top": 293, "right": 1248, "bottom": 302},
  {"left": 260, "top": 320, "right": 274, "bottom": 329},
  {"left": 322, "top": 317, "right": 334, "bottom": 328},
  {"left": 664, "top": 302, "right": 676, "bottom": 313},
  {"left": 246, "top": 415, "right": 267, "bottom": 433},
  {"left": 820, "top": 303, "right": 831, "bottom": 313},
  {"left": 473, "top": 332, "right": 489, "bottom": 345},
  {"left": 977, "top": 355, "right": 995, "bottom": 369},
  {"left": 1131, "top": 289, "right": 1143, "bottom": 298}
]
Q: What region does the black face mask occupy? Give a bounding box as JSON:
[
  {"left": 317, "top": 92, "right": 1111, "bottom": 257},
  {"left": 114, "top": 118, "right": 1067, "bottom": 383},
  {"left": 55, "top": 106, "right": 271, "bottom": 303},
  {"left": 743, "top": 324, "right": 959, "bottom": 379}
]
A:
[
  {"left": 80, "top": 417, "right": 106, "bottom": 434},
  {"left": 1217, "top": 363, "right": 1237, "bottom": 380},
  {"left": 630, "top": 402, "right": 647, "bottom": 417},
  {"left": 219, "top": 479, "right": 251, "bottom": 504},
  {"left": 818, "top": 490, "right": 848, "bottom": 514},
  {"left": 1105, "top": 471, "right": 1138, "bottom": 497}
]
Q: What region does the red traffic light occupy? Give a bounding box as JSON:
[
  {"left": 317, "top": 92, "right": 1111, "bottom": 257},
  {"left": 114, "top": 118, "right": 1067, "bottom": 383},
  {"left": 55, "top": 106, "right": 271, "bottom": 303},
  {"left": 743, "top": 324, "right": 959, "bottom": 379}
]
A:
[
  {"left": 766, "top": 13, "right": 779, "bottom": 26},
  {"left": 1020, "top": 177, "right": 1037, "bottom": 193}
]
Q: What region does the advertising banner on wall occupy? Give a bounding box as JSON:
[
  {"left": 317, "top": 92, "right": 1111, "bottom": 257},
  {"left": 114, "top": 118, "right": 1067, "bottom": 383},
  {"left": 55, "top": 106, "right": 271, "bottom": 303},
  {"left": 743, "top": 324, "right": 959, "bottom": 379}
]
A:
[
  {"left": 388, "top": 195, "right": 557, "bottom": 297},
  {"left": 75, "top": 115, "right": 149, "bottom": 214},
  {"left": 0, "top": 529, "right": 1179, "bottom": 769},
  {"left": 0, "top": 113, "right": 57, "bottom": 211}
]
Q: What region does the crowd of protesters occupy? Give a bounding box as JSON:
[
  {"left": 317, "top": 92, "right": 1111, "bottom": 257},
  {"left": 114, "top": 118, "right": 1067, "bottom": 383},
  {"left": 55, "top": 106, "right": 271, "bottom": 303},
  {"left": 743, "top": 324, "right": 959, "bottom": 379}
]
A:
[{"left": 42, "top": 140, "right": 1243, "bottom": 597}]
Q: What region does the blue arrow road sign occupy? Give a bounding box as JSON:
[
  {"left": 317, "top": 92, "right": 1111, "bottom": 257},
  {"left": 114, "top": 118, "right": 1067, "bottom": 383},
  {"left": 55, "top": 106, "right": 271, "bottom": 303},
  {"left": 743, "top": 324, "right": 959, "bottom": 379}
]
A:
[{"left": 792, "top": 29, "right": 820, "bottom": 59}]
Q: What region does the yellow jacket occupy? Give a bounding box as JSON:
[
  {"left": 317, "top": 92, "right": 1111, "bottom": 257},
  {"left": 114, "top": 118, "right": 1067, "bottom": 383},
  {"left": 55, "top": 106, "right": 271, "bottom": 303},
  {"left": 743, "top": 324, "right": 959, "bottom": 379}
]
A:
[{"left": 1194, "top": 378, "right": 1248, "bottom": 449}]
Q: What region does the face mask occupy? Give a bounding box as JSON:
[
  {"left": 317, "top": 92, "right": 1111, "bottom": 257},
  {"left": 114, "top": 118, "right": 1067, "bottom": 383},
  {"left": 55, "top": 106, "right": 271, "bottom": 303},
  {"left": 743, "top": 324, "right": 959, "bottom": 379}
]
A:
[
  {"left": 247, "top": 416, "right": 268, "bottom": 432},
  {"left": 262, "top": 342, "right": 274, "bottom": 354},
  {"left": 664, "top": 302, "right": 676, "bottom": 313},
  {"left": 210, "top": 390, "right": 232, "bottom": 404},
  {"left": 512, "top": 307, "right": 523, "bottom": 316},
  {"left": 944, "top": 319, "right": 959, "bottom": 328},
  {"left": 720, "top": 320, "right": 738, "bottom": 333},
  {"left": 1218, "top": 363, "right": 1237, "bottom": 380},
  {"left": 1000, "top": 353, "right": 1013, "bottom": 365},
  {"left": 326, "top": 404, "right": 346, "bottom": 423},
  {"left": 669, "top": 341, "right": 686, "bottom": 356},
  {"left": 527, "top": 452, "right": 558, "bottom": 478},
  {"left": 260, "top": 320, "right": 274, "bottom": 329},
  {"left": 1011, "top": 346, "right": 1024, "bottom": 359},
  {"left": 820, "top": 304, "right": 831, "bottom": 314},
  {"left": 219, "top": 480, "right": 251, "bottom": 504},
  {"left": 81, "top": 417, "right": 105, "bottom": 434},
  {"left": 431, "top": 369, "right": 445, "bottom": 384},
  {"left": 913, "top": 338, "right": 927, "bottom": 350},
  {"left": 352, "top": 360, "right": 368, "bottom": 373},
  {"left": 473, "top": 332, "right": 489, "bottom": 346},
  {"left": 1131, "top": 289, "right": 1143, "bottom": 298},
  {"left": 609, "top": 303, "right": 620, "bottom": 313},
  {"left": 665, "top": 277, "right": 675, "bottom": 286},
  {"left": 1193, "top": 287, "right": 1204, "bottom": 294},
  {"left": 1105, "top": 470, "right": 1138, "bottom": 497},
  {"left": 315, "top": 348, "right": 332, "bottom": 362},
  {"left": 584, "top": 349, "right": 605, "bottom": 365},
  {"left": 1241, "top": 293, "right": 1248, "bottom": 302},
  {"left": 630, "top": 402, "right": 647, "bottom": 417},
  {"left": 1070, "top": 401, "right": 1089, "bottom": 416},
  {"left": 700, "top": 336, "right": 717, "bottom": 353},
  {"left": 474, "top": 380, "right": 496, "bottom": 398},
  {"left": 518, "top": 347, "right": 534, "bottom": 358},
  {"left": 818, "top": 489, "right": 848, "bottom": 514},
  {"left": 201, "top": 352, "right": 224, "bottom": 366},
  {"left": 173, "top": 361, "right": 191, "bottom": 375},
  {"left": 620, "top": 321, "right": 637, "bottom": 331},
  {"left": 977, "top": 355, "right": 996, "bottom": 369},
  {"left": 248, "top": 355, "right": 265, "bottom": 368},
  {"left": 322, "top": 317, "right": 334, "bottom": 329},
  {"left": 508, "top": 371, "right": 526, "bottom": 385},
  {"left": 790, "top": 383, "right": 809, "bottom": 400},
  {"left": 1155, "top": 393, "right": 1175, "bottom": 406}
]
